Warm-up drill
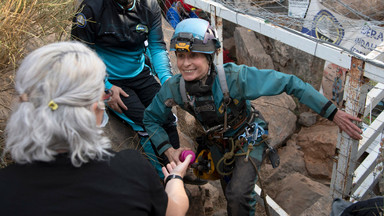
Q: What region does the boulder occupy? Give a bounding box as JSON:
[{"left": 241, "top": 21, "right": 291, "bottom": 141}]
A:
[
  {"left": 232, "top": 25, "right": 324, "bottom": 90},
  {"left": 161, "top": 16, "right": 178, "bottom": 74},
  {"left": 234, "top": 26, "right": 274, "bottom": 69},
  {"left": 256, "top": 33, "right": 324, "bottom": 88},
  {"left": 186, "top": 180, "right": 227, "bottom": 216},
  {"left": 273, "top": 172, "right": 330, "bottom": 215},
  {"left": 296, "top": 120, "right": 338, "bottom": 179},
  {"left": 251, "top": 93, "right": 298, "bottom": 148},
  {"left": 103, "top": 110, "right": 139, "bottom": 152},
  {"left": 300, "top": 195, "right": 334, "bottom": 216},
  {"left": 260, "top": 134, "right": 307, "bottom": 197},
  {"left": 298, "top": 111, "right": 318, "bottom": 127}
]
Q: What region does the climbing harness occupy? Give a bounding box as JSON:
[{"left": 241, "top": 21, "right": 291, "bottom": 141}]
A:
[
  {"left": 179, "top": 65, "right": 247, "bottom": 135},
  {"left": 237, "top": 122, "right": 265, "bottom": 162}
]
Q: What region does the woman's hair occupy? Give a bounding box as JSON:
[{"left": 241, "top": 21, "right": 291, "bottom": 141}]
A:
[{"left": 5, "top": 41, "right": 111, "bottom": 167}]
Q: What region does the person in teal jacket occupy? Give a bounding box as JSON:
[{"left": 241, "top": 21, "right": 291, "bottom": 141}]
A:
[{"left": 143, "top": 18, "right": 363, "bottom": 216}]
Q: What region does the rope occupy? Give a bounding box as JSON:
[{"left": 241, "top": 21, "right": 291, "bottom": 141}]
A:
[
  {"left": 214, "top": 136, "right": 272, "bottom": 215},
  {"left": 237, "top": 136, "right": 272, "bottom": 216},
  {"left": 215, "top": 136, "right": 268, "bottom": 175}
]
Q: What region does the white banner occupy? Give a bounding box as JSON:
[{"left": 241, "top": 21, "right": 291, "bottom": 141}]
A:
[
  {"left": 301, "top": 0, "right": 384, "bottom": 107},
  {"left": 288, "top": 0, "right": 309, "bottom": 18}
]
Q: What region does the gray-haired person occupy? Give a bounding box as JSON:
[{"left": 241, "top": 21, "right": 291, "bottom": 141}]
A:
[{"left": 0, "top": 41, "right": 189, "bottom": 216}]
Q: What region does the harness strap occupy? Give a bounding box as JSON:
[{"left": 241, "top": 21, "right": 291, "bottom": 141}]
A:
[
  {"left": 216, "top": 65, "right": 230, "bottom": 103},
  {"left": 179, "top": 77, "right": 195, "bottom": 109},
  {"left": 179, "top": 77, "right": 188, "bottom": 104}
]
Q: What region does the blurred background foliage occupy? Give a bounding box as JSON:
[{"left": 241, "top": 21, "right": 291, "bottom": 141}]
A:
[{"left": 0, "top": 0, "right": 77, "bottom": 71}]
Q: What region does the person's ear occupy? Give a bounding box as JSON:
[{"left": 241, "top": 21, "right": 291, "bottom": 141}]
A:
[{"left": 91, "top": 101, "right": 105, "bottom": 126}]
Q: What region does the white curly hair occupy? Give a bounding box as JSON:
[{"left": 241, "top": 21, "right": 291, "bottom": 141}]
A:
[{"left": 5, "top": 41, "right": 112, "bottom": 167}]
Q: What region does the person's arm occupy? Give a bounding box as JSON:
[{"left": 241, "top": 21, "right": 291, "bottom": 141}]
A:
[
  {"left": 143, "top": 78, "right": 185, "bottom": 160},
  {"left": 143, "top": 82, "right": 174, "bottom": 150},
  {"left": 162, "top": 155, "right": 192, "bottom": 216},
  {"left": 147, "top": 0, "right": 173, "bottom": 84},
  {"left": 228, "top": 63, "right": 363, "bottom": 140}
]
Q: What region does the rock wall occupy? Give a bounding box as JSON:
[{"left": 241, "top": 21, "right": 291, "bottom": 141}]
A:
[{"left": 228, "top": 23, "right": 325, "bottom": 90}]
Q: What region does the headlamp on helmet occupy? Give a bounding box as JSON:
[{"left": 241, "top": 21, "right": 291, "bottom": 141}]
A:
[
  {"left": 174, "top": 33, "right": 194, "bottom": 52},
  {"left": 170, "top": 18, "right": 221, "bottom": 54}
]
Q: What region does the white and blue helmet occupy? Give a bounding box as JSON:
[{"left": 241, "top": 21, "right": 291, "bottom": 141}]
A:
[{"left": 170, "top": 18, "right": 221, "bottom": 54}]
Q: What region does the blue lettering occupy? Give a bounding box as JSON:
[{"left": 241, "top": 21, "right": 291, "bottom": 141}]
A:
[
  {"left": 365, "top": 41, "right": 370, "bottom": 49},
  {"left": 361, "top": 25, "right": 369, "bottom": 34},
  {"left": 371, "top": 29, "right": 377, "bottom": 38},
  {"left": 366, "top": 28, "right": 371, "bottom": 37},
  {"left": 360, "top": 39, "right": 365, "bottom": 46},
  {"left": 378, "top": 32, "right": 383, "bottom": 42}
]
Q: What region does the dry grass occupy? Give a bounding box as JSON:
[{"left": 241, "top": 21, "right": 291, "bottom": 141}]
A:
[
  {"left": 0, "top": 0, "right": 78, "bottom": 166},
  {"left": 0, "top": 0, "right": 78, "bottom": 71}
]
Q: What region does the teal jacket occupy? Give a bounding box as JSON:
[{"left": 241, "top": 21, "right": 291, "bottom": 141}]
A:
[{"left": 143, "top": 63, "right": 337, "bottom": 155}]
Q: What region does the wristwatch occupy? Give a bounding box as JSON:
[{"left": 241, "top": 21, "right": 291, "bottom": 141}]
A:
[{"left": 165, "top": 174, "right": 183, "bottom": 186}]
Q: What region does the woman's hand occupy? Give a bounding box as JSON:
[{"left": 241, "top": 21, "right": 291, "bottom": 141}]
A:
[
  {"left": 162, "top": 154, "right": 192, "bottom": 180},
  {"left": 332, "top": 110, "right": 363, "bottom": 140},
  {"left": 164, "top": 147, "right": 189, "bottom": 164},
  {"left": 163, "top": 155, "right": 191, "bottom": 216}
]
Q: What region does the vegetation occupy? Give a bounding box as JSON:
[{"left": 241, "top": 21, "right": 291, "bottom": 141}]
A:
[{"left": 0, "top": 0, "right": 77, "bottom": 71}]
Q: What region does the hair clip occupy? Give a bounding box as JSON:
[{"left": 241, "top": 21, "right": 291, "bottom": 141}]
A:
[{"left": 48, "top": 100, "right": 59, "bottom": 111}]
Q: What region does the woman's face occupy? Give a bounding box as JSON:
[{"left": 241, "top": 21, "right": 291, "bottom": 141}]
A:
[{"left": 176, "top": 52, "right": 209, "bottom": 81}]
